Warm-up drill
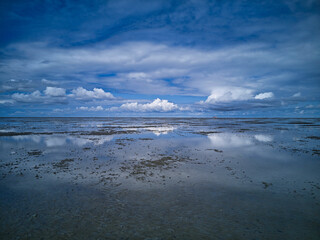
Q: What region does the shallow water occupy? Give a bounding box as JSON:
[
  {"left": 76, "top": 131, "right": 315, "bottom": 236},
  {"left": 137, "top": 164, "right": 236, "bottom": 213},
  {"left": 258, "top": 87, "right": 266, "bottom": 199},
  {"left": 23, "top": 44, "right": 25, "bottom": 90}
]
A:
[{"left": 0, "top": 118, "right": 319, "bottom": 239}]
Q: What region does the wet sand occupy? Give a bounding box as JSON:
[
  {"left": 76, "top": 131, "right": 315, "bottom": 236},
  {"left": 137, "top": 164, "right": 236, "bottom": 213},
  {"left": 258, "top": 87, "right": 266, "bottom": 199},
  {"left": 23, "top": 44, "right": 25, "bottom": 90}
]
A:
[{"left": 0, "top": 118, "right": 320, "bottom": 239}]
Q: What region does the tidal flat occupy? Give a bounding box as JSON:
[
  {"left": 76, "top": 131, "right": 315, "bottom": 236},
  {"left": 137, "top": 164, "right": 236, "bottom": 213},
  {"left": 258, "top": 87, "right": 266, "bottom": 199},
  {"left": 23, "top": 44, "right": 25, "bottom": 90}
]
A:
[{"left": 0, "top": 117, "right": 319, "bottom": 239}]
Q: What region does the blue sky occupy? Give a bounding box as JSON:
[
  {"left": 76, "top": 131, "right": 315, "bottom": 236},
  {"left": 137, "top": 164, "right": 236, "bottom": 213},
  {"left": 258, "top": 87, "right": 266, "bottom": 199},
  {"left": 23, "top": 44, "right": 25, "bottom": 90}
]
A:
[{"left": 0, "top": 0, "right": 319, "bottom": 117}]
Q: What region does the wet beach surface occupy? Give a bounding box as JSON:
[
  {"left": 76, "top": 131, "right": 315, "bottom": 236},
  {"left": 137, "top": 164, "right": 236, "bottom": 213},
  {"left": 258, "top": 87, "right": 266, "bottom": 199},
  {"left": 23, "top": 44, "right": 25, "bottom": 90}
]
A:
[{"left": 0, "top": 117, "right": 320, "bottom": 239}]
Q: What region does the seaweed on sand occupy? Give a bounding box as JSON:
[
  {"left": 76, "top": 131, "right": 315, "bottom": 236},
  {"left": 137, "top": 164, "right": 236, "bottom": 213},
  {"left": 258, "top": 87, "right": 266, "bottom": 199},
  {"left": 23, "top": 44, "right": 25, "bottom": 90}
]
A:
[
  {"left": 120, "top": 155, "right": 191, "bottom": 181},
  {"left": 28, "top": 150, "right": 42, "bottom": 156},
  {"left": 52, "top": 158, "right": 74, "bottom": 169}
]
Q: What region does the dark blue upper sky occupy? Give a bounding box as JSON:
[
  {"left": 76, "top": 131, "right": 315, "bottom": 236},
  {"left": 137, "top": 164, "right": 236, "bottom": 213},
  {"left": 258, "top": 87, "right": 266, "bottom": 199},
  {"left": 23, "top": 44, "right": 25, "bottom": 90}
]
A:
[{"left": 1, "top": 0, "right": 319, "bottom": 117}]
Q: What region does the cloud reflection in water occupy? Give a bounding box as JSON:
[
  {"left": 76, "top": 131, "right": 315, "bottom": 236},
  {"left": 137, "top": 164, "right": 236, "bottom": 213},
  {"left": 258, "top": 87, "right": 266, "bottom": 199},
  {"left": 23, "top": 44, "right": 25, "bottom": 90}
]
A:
[
  {"left": 208, "top": 133, "right": 274, "bottom": 148},
  {"left": 11, "top": 135, "right": 114, "bottom": 147}
]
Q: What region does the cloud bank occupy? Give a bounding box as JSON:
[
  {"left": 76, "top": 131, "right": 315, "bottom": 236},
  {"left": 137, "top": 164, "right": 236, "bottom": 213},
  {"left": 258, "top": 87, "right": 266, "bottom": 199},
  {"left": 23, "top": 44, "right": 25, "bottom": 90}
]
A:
[
  {"left": 0, "top": 0, "right": 319, "bottom": 116},
  {"left": 116, "top": 98, "right": 181, "bottom": 112},
  {"left": 44, "top": 87, "right": 66, "bottom": 97},
  {"left": 71, "top": 87, "right": 115, "bottom": 100}
]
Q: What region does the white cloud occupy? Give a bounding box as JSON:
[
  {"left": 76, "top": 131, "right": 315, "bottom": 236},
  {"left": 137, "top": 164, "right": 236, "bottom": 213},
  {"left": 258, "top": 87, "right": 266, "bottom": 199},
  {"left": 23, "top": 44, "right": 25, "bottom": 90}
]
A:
[
  {"left": 118, "top": 98, "right": 180, "bottom": 112},
  {"left": 204, "top": 88, "right": 274, "bottom": 103},
  {"left": 305, "top": 104, "right": 320, "bottom": 109},
  {"left": 71, "top": 87, "right": 114, "bottom": 100},
  {"left": 41, "top": 79, "right": 58, "bottom": 85},
  {"left": 293, "top": 92, "right": 301, "bottom": 97},
  {"left": 205, "top": 87, "right": 254, "bottom": 103},
  {"left": 9, "top": 86, "right": 114, "bottom": 105},
  {"left": 127, "top": 72, "right": 149, "bottom": 79},
  {"left": 3, "top": 39, "right": 319, "bottom": 101},
  {"left": 77, "top": 106, "right": 104, "bottom": 111},
  {"left": 11, "top": 89, "right": 67, "bottom": 103},
  {"left": 44, "top": 87, "right": 66, "bottom": 97},
  {"left": 12, "top": 90, "right": 42, "bottom": 103},
  {"left": 254, "top": 92, "right": 274, "bottom": 100},
  {"left": 2, "top": 36, "right": 319, "bottom": 113},
  {"left": 0, "top": 99, "right": 15, "bottom": 104},
  {"left": 201, "top": 88, "right": 276, "bottom": 111},
  {"left": 0, "top": 79, "right": 36, "bottom": 93},
  {"left": 53, "top": 108, "right": 64, "bottom": 112},
  {"left": 93, "top": 106, "right": 103, "bottom": 111}
]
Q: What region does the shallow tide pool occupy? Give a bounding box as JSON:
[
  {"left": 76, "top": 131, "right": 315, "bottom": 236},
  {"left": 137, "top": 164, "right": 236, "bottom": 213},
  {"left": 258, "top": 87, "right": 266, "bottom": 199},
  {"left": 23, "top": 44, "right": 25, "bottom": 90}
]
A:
[{"left": 0, "top": 118, "right": 320, "bottom": 239}]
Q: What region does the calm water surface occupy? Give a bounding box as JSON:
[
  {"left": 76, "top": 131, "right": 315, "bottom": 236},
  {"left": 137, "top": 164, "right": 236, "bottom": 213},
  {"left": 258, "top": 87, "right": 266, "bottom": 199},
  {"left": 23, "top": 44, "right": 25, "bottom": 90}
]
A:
[{"left": 0, "top": 118, "right": 319, "bottom": 239}]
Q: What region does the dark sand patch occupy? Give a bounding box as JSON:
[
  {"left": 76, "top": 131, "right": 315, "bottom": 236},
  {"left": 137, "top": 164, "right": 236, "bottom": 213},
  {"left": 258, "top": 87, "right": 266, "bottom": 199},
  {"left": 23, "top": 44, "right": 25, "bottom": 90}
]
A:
[
  {"left": 81, "top": 130, "right": 138, "bottom": 135},
  {"left": 206, "top": 149, "right": 223, "bottom": 153},
  {"left": 195, "top": 131, "right": 221, "bottom": 135},
  {"left": 27, "top": 150, "right": 42, "bottom": 156},
  {"left": 120, "top": 155, "right": 191, "bottom": 181},
  {"left": 52, "top": 158, "right": 74, "bottom": 169},
  {"left": 288, "top": 121, "right": 313, "bottom": 125},
  {"left": 306, "top": 136, "right": 320, "bottom": 140},
  {"left": 237, "top": 129, "right": 251, "bottom": 132},
  {"left": 262, "top": 182, "right": 273, "bottom": 189},
  {"left": 312, "top": 149, "right": 320, "bottom": 156},
  {"left": 0, "top": 132, "right": 54, "bottom": 136}
]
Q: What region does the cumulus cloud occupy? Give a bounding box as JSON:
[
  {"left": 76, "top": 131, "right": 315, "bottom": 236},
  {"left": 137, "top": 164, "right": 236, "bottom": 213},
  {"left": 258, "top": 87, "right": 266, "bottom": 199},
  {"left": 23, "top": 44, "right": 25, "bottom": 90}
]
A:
[
  {"left": 12, "top": 90, "right": 43, "bottom": 103},
  {"left": 117, "top": 98, "right": 180, "bottom": 112},
  {"left": 11, "top": 89, "right": 67, "bottom": 104},
  {"left": 71, "top": 87, "right": 114, "bottom": 100},
  {"left": 8, "top": 86, "right": 115, "bottom": 105},
  {"left": 254, "top": 92, "right": 274, "bottom": 100},
  {"left": 205, "top": 87, "right": 254, "bottom": 104},
  {"left": 44, "top": 87, "right": 66, "bottom": 97},
  {"left": 201, "top": 88, "right": 277, "bottom": 111},
  {"left": 77, "top": 106, "right": 104, "bottom": 111},
  {"left": 205, "top": 88, "right": 274, "bottom": 104}
]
